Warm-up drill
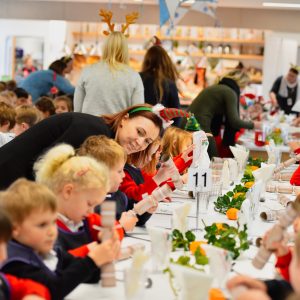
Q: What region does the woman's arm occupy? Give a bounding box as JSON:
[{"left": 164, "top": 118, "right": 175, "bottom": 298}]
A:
[
  {"left": 55, "top": 75, "right": 75, "bottom": 96},
  {"left": 73, "top": 71, "right": 87, "bottom": 112}
]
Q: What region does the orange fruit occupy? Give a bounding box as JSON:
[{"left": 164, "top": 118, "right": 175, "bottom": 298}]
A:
[
  {"left": 215, "top": 223, "right": 224, "bottom": 231},
  {"left": 233, "top": 192, "right": 245, "bottom": 199},
  {"left": 250, "top": 165, "right": 259, "bottom": 171},
  {"left": 226, "top": 208, "right": 239, "bottom": 220},
  {"left": 244, "top": 181, "right": 255, "bottom": 188},
  {"left": 189, "top": 241, "right": 206, "bottom": 255},
  {"left": 209, "top": 288, "right": 226, "bottom": 300},
  {"left": 274, "top": 128, "right": 281, "bottom": 134}
]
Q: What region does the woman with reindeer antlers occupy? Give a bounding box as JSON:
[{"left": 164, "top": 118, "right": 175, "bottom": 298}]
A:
[{"left": 74, "top": 9, "right": 144, "bottom": 116}]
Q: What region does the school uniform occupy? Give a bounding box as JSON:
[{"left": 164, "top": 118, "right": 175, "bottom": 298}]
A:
[
  {"left": 0, "top": 273, "right": 51, "bottom": 300},
  {"left": 1, "top": 240, "right": 100, "bottom": 300},
  {"left": 56, "top": 213, "right": 124, "bottom": 257}
]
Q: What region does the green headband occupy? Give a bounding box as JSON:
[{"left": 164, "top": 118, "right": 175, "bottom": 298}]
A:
[{"left": 128, "top": 107, "right": 153, "bottom": 114}]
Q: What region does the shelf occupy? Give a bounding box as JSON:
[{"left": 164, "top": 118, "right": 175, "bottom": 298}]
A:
[
  {"left": 72, "top": 32, "right": 264, "bottom": 45},
  {"left": 129, "top": 49, "right": 264, "bottom": 61}
]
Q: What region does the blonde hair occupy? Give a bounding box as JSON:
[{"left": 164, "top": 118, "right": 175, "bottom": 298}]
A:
[
  {"left": 77, "top": 135, "right": 126, "bottom": 169},
  {"left": 0, "top": 91, "right": 17, "bottom": 106},
  {"left": 102, "top": 32, "right": 129, "bottom": 70},
  {"left": 142, "top": 138, "right": 161, "bottom": 175},
  {"left": 34, "top": 144, "right": 110, "bottom": 193},
  {"left": 220, "top": 69, "right": 250, "bottom": 88},
  {"left": 161, "top": 127, "right": 192, "bottom": 158},
  {"left": 15, "top": 105, "right": 41, "bottom": 127},
  {"left": 0, "top": 178, "right": 57, "bottom": 224}
]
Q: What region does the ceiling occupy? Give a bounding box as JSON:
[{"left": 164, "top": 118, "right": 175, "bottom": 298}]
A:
[{"left": 19, "top": 0, "right": 300, "bottom": 10}]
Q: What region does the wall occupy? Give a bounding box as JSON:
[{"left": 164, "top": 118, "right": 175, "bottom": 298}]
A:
[
  {"left": 1, "top": 0, "right": 300, "bottom": 32},
  {"left": 0, "top": 19, "right": 67, "bottom": 78}
]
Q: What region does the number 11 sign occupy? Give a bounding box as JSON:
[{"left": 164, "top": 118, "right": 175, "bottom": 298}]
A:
[{"left": 187, "top": 167, "right": 212, "bottom": 193}]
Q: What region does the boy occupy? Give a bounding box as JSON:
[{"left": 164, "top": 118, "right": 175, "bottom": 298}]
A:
[
  {"left": 0, "top": 179, "right": 120, "bottom": 300},
  {"left": 12, "top": 105, "right": 41, "bottom": 136},
  {"left": 0, "top": 210, "right": 50, "bottom": 300},
  {"left": 78, "top": 135, "right": 139, "bottom": 230}
]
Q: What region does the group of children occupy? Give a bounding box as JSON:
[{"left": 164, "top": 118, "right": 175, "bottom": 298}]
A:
[
  {"left": 0, "top": 81, "right": 73, "bottom": 147},
  {"left": 0, "top": 118, "right": 198, "bottom": 299}
]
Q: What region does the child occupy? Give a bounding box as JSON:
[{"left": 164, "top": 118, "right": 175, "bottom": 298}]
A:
[
  {"left": 0, "top": 210, "right": 51, "bottom": 300},
  {"left": 0, "top": 102, "right": 16, "bottom": 133},
  {"left": 54, "top": 95, "right": 73, "bottom": 114},
  {"left": 226, "top": 231, "right": 300, "bottom": 300},
  {"left": 35, "top": 97, "right": 55, "bottom": 119},
  {"left": 12, "top": 105, "right": 41, "bottom": 136},
  {"left": 77, "top": 135, "right": 139, "bottom": 230},
  {"left": 0, "top": 178, "right": 120, "bottom": 300},
  {"left": 14, "top": 88, "right": 32, "bottom": 107},
  {"left": 34, "top": 143, "right": 124, "bottom": 257},
  {"left": 161, "top": 126, "right": 193, "bottom": 183}
]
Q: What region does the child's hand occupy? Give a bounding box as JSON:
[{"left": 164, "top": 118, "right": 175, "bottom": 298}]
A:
[
  {"left": 181, "top": 173, "right": 188, "bottom": 184},
  {"left": 262, "top": 230, "right": 288, "bottom": 257},
  {"left": 88, "top": 238, "right": 120, "bottom": 267},
  {"left": 119, "top": 211, "right": 138, "bottom": 232},
  {"left": 147, "top": 202, "right": 158, "bottom": 214},
  {"left": 227, "top": 275, "right": 267, "bottom": 292},
  {"left": 87, "top": 241, "right": 98, "bottom": 251},
  {"left": 293, "top": 216, "right": 300, "bottom": 233},
  {"left": 181, "top": 144, "right": 194, "bottom": 163},
  {"left": 234, "top": 290, "right": 271, "bottom": 300},
  {"left": 23, "top": 296, "right": 47, "bottom": 300},
  {"left": 153, "top": 161, "right": 177, "bottom": 185}
]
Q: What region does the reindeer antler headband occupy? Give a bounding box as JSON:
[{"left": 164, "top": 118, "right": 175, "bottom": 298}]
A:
[{"left": 99, "top": 9, "right": 139, "bottom": 38}]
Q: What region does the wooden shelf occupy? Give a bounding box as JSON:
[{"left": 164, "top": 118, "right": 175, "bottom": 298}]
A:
[
  {"left": 72, "top": 32, "right": 264, "bottom": 45},
  {"left": 129, "top": 49, "right": 263, "bottom": 61}
]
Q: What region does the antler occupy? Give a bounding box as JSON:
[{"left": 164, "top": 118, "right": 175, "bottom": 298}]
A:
[
  {"left": 121, "top": 12, "right": 139, "bottom": 37},
  {"left": 99, "top": 9, "right": 115, "bottom": 36}
]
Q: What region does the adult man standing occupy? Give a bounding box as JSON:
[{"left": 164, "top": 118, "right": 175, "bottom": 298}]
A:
[{"left": 270, "top": 67, "right": 299, "bottom": 114}]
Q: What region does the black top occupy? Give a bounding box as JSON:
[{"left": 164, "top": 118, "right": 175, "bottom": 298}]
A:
[
  {"left": 2, "top": 240, "right": 100, "bottom": 300},
  {"left": 0, "top": 112, "right": 113, "bottom": 190},
  {"left": 270, "top": 76, "right": 298, "bottom": 114},
  {"left": 0, "top": 274, "right": 9, "bottom": 300},
  {"left": 140, "top": 72, "right": 180, "bottom": 126},
  {"left": 265, "top": 279, "right": 293, "bottom": 300}
]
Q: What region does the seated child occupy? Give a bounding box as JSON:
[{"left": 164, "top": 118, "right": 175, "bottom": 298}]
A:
[
  {"left": 35, "top": 97, "right": 55, "bottom": 119},
  {"left": 0, "top": 102, "right": 16, "bottom": 133},
  {"left": 34, "top": 143, "right": 124, "bottom": 257},
  {"left": 14, "top": 88, "right": 32, "bottom": 107},
  {"left": 53, "top": 95, "right": 73, "bottom": 114},
  {"left": 161, "top": 126, "right": 193, "bottom": 183},
  {"left": 77, "top": 135, "right": 139, "bottom": 230},
  {"left": 0, "top": 210, "right": 51, "bottom": 300},
  {"left": 0, "top": 178, "right": 120, "bottom": 300},
  {"left": 226, "top": 230, "right": 300, "bottom": 300},
  {"left": 11, "top": 105, "right": 41, "bottom": 136}
]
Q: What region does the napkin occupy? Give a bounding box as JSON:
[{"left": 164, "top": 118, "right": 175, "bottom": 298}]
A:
[
  {"left": 252, "top": 163, "right": 276, "bottom": 184},
  {"left": 201, "top": 244, "right": 232, "bottom": 289},
  {"left": 221, "top": 160, "right": 231, "bottom": 189},
  {"left": 124, "top": 250, "right": 149, "bottom": 299},
  {"left": 147, "top": 226, "right": 171, "bottom": 271},
  {"left": 171, "top": 263, "right": 213, "bottom": 300},
  {"left": 230, "top": 145, "right": 249, "bottom": 173},
  {"left": 228, "top": 158, "right": 239, "bottom": 181},
  {"left": 172, "top": 202, "right": 192, "bottom": 233}
]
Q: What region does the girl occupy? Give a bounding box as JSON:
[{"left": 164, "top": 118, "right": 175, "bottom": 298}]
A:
[
  {"left": 54, "top": 95, "right": 73, "bottom": 113},
  {"left": 34, "top": 143, "right": 123, "bottom": 257}
]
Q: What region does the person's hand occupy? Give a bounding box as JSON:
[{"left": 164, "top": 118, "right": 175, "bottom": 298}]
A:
[
  {"left": 262, "top": 229, "right": 289, "bottom": 257},
  {"left": 234, "top": 289, "right": 271, "bottom": 300},
  {"left": 288, "top": 141, "right": 300, "bottom": 152},
  {"left": 253, "top": 121, "right": 262, "bottom": 130},
  {"left": 227, "top": 275, "right": 267, "bottom": 292},
  {"left": 181, "top": 144, "right": 194, "bottom": 163},
  {"left": 181, "top": 173, "right": 188, "bottom": 184},
  {"left": 153, "top": 162, "right": 177, "bottom": 185},
  {"left": 88, "top": 237, "right": 120, "bottom": 267},
  {"left": 119, "top": 211, "right": 138, "bottom": 232},
  {"left": 23, "top": 296, "right": 46, "bottom": 300},
  {"left": 147, "top": 201, "right": 159, "bottom": 214},
  {"left": 292, "top": 117, "right": 300, "bottom": 127},
  {"left": 293, "top": 216, "right": 300, "bottom": 233},
  {"left": 87, "top": 241, "right": 98, "bottom": 251}
]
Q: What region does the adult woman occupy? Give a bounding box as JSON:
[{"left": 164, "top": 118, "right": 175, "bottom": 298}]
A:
[
  {"left": 0, "top": 104, "right": 162, "bottom": 190},
  {"left": 182, "top": 70, "right": 261, "bottom": 158},
  {"left": 140, "top": 45, "right": 180, "bottom": 125},
  {"left": 74, "top": 32, "right": 144, "bottom": 116},
  {"left": 19, "top": 59, "right": 75, "bottom": 103}
]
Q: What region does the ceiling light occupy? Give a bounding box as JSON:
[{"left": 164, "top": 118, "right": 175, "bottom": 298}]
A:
[{"left": 263, "top": 2, "right": 300, "bottom": 8}]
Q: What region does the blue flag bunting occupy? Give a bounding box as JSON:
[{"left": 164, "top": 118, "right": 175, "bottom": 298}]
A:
[{"left": 159, "top": 0, "right": 170, "bottom": 27}]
